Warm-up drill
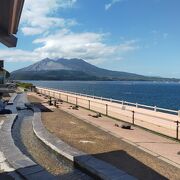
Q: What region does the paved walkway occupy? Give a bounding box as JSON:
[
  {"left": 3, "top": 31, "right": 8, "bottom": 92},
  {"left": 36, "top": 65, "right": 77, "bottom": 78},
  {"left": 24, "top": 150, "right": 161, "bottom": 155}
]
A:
[
  {"left": 62, "top": 103, "right": 180, "bottom": 168},
  {"left": 31, "top": 93, "right": 180, "bottom": 169}
]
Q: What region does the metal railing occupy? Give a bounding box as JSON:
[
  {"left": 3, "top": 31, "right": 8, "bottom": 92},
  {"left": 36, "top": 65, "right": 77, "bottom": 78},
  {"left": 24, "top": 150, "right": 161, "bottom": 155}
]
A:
[{"left": 36, "top": 86, "right": 179, "bottom": 114}]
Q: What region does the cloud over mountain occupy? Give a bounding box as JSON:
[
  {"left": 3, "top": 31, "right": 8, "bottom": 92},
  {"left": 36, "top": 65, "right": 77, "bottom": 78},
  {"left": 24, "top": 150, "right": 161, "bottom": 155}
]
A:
[{"left": 0, "top": 31, "right": 138, "bottom": 64}]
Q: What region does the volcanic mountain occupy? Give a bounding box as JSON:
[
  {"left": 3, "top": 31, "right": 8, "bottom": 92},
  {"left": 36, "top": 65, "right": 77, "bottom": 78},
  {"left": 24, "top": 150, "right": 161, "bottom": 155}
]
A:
[{"left": 11, "top": 58, "right": 178, "bottom": 81}]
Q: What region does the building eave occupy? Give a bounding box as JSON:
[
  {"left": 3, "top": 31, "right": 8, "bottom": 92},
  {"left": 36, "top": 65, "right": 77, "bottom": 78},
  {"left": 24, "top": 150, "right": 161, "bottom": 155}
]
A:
[{"left": 0, "top": 0, "right": 24, "bottom": 47}]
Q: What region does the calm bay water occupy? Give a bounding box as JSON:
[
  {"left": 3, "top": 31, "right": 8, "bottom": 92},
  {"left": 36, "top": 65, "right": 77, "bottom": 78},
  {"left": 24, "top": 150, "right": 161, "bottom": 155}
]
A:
[{"left": 27, "top": 81, "right": 180, "bottom": 111}]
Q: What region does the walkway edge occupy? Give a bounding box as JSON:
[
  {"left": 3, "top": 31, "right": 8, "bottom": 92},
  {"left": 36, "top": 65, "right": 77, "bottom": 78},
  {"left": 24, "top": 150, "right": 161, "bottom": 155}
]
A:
[
  {"left": 32, "top": 107, "right": 137, "bottom": 180},
  {"left": 0, "top": 94, "right": 56, "bottom": 180}
]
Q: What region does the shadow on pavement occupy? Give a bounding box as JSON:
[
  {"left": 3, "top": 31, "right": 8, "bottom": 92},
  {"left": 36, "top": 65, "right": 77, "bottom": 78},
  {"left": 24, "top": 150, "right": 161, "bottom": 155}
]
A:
[
  {"left": 31, "top": 102, "right": 53, "bottom": 112},
  {"left": 91, "top": 150, "right": 167, "bottom": 180}
]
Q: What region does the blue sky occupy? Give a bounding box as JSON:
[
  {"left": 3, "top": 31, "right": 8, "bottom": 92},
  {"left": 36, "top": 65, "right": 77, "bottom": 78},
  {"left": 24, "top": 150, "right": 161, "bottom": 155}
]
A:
[{"left": 1, "top": 0, "right": 180, "bottom": 78}]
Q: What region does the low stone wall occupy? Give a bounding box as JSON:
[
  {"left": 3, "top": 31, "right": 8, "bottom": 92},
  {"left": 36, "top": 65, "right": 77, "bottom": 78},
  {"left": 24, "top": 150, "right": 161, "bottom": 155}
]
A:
[
  {"left": 32, "top": 106, "right": 136, "bottom": 180},
  {"left": 36, "top": 87, "right": 180, "bottom": 140},
  {"left": 0, "top": 94, "right": 56, "bottom": 179}
]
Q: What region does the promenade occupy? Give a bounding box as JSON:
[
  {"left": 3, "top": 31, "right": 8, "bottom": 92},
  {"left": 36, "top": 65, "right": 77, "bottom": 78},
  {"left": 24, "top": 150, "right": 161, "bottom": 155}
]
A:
[
  {"left": 37, "top": 87, "right": 180, "bottom": 140},
  {"left": 32, "top": 91, "right": 180, "bottom": 169}
]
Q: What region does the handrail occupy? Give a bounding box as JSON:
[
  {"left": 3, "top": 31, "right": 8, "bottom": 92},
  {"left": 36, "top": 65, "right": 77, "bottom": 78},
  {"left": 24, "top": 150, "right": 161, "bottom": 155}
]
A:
[
  {"left": 36, "top": 86, "right": 179, "bottom": 115},
  {"left": 109, "top": 103, "right": 176, "bottom": 123}
]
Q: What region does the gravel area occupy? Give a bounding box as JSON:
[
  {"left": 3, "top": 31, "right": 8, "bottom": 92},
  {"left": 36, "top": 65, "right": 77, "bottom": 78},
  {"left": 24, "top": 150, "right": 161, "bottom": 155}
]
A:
[{"left": 28, "top": 94, "right": 180, "bottom": 180}]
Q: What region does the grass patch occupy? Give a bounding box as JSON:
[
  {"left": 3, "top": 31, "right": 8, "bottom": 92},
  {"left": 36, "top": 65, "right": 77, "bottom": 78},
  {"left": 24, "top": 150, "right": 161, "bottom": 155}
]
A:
[{"left": 16, "top": 82, "right": 33, "bottom": 89}]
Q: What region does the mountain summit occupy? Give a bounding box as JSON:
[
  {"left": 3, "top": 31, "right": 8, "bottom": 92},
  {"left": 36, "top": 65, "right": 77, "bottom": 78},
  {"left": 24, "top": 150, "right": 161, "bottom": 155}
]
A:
[
  {"left": 18, "top": 58, "right": 100, "bottom": 72},
  {"left": 11, "top": 58, "right": 178, "bottom": 81}
]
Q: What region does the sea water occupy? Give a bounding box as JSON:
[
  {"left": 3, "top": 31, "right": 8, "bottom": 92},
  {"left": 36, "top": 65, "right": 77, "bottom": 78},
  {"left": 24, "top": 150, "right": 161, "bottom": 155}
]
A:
[{"left": 26, "top": 81, "right": 180, "bottom": 111}]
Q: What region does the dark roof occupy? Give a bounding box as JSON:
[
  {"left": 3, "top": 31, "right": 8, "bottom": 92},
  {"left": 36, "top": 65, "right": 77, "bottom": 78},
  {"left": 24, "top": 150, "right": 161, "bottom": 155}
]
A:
[{"left": 0, "top": 0, "right": 24, "bottom": 47}]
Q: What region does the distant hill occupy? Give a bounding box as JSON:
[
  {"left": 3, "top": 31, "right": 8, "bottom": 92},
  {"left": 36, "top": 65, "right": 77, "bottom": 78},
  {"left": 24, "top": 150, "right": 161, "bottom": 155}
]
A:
[{"left": 10, "top": 58, "right": 179, "bottom": 81}]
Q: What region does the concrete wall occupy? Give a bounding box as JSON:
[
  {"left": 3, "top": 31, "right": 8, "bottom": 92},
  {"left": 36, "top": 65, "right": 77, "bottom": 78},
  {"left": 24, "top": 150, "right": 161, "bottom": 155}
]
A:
[{"left": 36, "top": 87, "right": 180, "bottom": 140}]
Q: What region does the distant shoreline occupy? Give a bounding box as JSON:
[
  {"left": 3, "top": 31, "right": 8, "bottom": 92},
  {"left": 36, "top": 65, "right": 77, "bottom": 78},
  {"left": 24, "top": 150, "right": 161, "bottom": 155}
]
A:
[{"left": 17, "top": 79, "right": 180, "bottom": 83}]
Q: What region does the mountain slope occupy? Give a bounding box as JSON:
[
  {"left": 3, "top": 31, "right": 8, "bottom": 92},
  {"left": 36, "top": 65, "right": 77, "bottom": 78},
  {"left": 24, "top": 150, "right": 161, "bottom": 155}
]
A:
[
  {"left": 10, "top": 70, "right": 104, "bottom": 81},
  {"left": 16, "top": 58, "right": 145, "bottom": 78},
  {"left": 11, "top": 58, "right": 179, "bottom": 81}
]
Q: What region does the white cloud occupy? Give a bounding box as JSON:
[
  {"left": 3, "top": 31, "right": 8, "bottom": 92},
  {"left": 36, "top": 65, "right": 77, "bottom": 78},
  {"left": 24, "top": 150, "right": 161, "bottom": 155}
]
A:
[
  {"left": 105, "top": 0, "right": 124, "bottom": 10},
  {"left": 163, "top": 33, "right": 168, "bottom": 39},
  {"left": 33, "top": 30, "right": 138, "bottom": 62},
  {"left": 0, "top": 30, "right": 138, "bottom": 64},
  {"left": 151, "top": 30, "right": 158, "bottom": 34},
  {"left": 21, "top": 0, "right": 77, "bottom": 35},
  {"left": 0, "top": 49, "right": 39, "bottom": 62},
  {"left": 21, "top": 27, "right": 44, "bottom": 36}
]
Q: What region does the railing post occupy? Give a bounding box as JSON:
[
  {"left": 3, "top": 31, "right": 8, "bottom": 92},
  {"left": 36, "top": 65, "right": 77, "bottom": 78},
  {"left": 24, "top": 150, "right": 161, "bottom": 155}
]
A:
[
  {"left": 49, "top": 97, "right": 52, "bottom": 106},
  {"left": 154, "top": 106, "right": 157, "bottom": 112},
  {"left": 178, "top": 110, "right": 180, "bottom": 117},
  {"left": 76, "top": 97, "right": 78, "bottom": 105},
  {"left": 88, "top": 100, "right": 90, "bottom": 110},
  {"left": 132, "top": 111, "right": 135, "bottom": 124},
  {"left": 106, "top": 104, "right": 108, "bottom": 116},
  {"left": 176, "top": 110, "right": 180, "bottom": 140},
  {"left": 175, "top": 120, "right": 179, "bottom": 140}
]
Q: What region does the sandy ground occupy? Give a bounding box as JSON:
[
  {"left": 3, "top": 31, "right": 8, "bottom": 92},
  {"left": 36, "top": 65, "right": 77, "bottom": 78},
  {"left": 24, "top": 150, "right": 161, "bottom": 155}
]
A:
[{"left": 28, "top": 94, "right": 180, "bottom": 180}]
